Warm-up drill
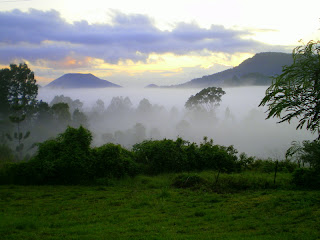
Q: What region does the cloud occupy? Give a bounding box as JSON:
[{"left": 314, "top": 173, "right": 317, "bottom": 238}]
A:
[{"left": 0, "top": 9, "right": 287, "bottom": 65}]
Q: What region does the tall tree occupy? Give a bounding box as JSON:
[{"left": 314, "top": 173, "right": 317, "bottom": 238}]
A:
[
  {"left": 0, "top": 68, "right": 11, "bottom": 116},
  {"left": 259, "top": 40, "right": 320, "bottom": 138},
  {"left": 51, "top": 102, "right": 71, "bottom": 132},
  {"left": 1, "top": 63, "right": 38, "bottom": 159}
]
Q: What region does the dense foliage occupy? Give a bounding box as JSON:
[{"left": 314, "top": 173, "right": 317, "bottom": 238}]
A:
[
  {"left": 286, "top": 139, "right": 320, "bottom": 189},
  {"left": 0, "top": 126, "right": 302, "bottom": 186}
]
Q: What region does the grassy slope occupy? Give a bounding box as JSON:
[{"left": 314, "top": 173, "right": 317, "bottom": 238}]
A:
[{"left": 0, "top": 173, "right": 319, "bottom": 240}]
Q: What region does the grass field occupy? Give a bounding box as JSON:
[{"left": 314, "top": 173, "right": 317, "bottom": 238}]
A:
[{"left": 1, "top": 172, "right": 320, "bottom": 240}]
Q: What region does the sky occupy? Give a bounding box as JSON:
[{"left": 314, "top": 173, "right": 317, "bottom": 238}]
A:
[{"left": 0, "top": 0, "right": 319, "bottom": 87}]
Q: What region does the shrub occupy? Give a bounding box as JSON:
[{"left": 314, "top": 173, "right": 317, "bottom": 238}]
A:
[
  {"left": 238, "top": 152, "right": 255, "bottom": 171},
  {"left": 91, "top": 143, "right": 138, "bottom": 179},
  {"left": 198, "top": 139, "right": 239, "bottom": 173},
  {"left": 277, "top": 160, "right": 297, "bottom": 173},
  {"left": 292, "top": 168, "right": 320, "bottom": 189},
  {"left": 0, "top": 127, "right": 141, "bottom": 185},
  {"left": 133, "top": 138, "right": 189, "bottom": 174},
  {"left": 1, "top": 126, "right": 94, "bottom": 185},
  {"left": 0, "top": 161, "right": 40, "bottom": 185},
  {"left": 133, "top": 137, "right": 240, "bottom": 175},
  {"left": 33, "top": 126, "right": 93, "bottom": 184},
  {"left": 301, "top": 140, "right": 320, "bottom": 170}
]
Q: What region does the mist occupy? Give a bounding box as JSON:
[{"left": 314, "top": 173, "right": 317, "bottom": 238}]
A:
[{"left": 37, "top": 86, "right": 314, "bottom": 158}]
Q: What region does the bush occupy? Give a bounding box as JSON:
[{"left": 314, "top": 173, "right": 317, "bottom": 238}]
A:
[
  {"left": 292, "top": 168, "right": 320, "bottom": 189},
  {"left": 33, "top": 126, "right": 93, "bottom": 184},
  {"left": 0, "top": 127, "right": 141, "bottom": 185},
  {"left": 133, "top": 137, "right": 240, "bottom": 175},
  {"left": 92, "top": 143, "right": 138, "bottom": 179},
  {"left": 277, "top": 160, "right": 297, "bottom": 173},
  {"left": 133, "top": 138, "right": 189, "bottom": 174},
  {"left": 0, "top": 161, "right": 41, "bottom": 185},
  {"left": 198, "top": 139, "right": 239, "bottom": 173},
  {"left": 301, "top": 140, "right": 320, "bottom": 170},
  {"left": 0, "top": 126, "right": 94, "bottom": 185}
]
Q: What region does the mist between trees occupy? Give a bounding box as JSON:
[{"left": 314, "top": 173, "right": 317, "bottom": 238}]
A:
[{"left": 15, "top": 86, "right": 312, "bottom": 159}]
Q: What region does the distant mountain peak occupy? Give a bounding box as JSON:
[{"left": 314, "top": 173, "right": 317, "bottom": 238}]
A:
[
  {"left": 171, "top": 52, "right": 292, "bottom": 88},
  {"left": 145, "top": 84, "right": 159, "bottom": 88},
  {"left": 45, "top": 73, "right": 122, "bottom": 89}
]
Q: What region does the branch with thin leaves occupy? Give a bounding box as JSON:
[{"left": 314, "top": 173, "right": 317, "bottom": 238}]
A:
[{"left": 259, "top": 40, "right": 320, "bottom": 137}]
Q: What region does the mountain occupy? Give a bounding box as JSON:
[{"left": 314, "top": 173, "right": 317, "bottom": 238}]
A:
[
  {"left": 45, "top": 73, "right": 121, "bottom": 88},
  {"left": 171, "top": 52, "right": 293, "bottom": 88},
  {"left": 145, "top": 84, "right": 159, "bottom": 88}
]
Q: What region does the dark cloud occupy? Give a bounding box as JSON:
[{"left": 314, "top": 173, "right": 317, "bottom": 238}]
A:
[{"left": 0, "top": 9, "right": 286, "bottom": 65}]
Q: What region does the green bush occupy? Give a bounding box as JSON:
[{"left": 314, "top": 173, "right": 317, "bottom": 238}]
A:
[
  {"left": 198, "top": 140, "right": 238, "bottom": 173},
  {"left": 92, "top": 143, "right": 138, "bottom": 179},
  {"left": 292, "top": 168, "right": 320, "bottom": 189},
  {"left": 33, "top": 126, "right": 93, "bottom": 184},
  {"left": 287, "top": 140, "right": 320, "bottom": 189},
  {"left": 0, "top": 127, "right": 141, "bottom": 185},
  {"left": 133, "top": 138, "right": 189, "bottom": 174},
  {"left": 0, "top": 161, "right": 40, "bottom": 185},
  {"left": 133, "top": 137, "right": 240, "bottom": 175},
  {"left": 0, "top": 126, "right": 94, "bottom": 185},
  {"left": 277, "top": 160, "right": 297, "bottom": 173},
  {"left": 301, "top": 140, "right": 320, "bottom": 170}
]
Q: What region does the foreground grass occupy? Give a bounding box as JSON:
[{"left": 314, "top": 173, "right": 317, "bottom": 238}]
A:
[{"left": 0, "top": 172, "right": 320, "bottom": 240}]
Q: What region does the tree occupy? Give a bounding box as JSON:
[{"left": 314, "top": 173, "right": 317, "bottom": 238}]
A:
[
  {"left": 50, "top": 95, "right": 83, "bottom": 114},
  {"left": 185, "top": 87, "right": 226, "bottom": 112},
  {"left": 92, "top": 99, "right": 105, "bottom": 113},
  {"left": 259, "top": 40, "right": 320, "bottom": 137},
  {"left": 136, "top": 98, "right": 152, "bottom": 113},
  {"left": 0, "top": 67, "right": 11, "bottom": 116},
  {"left": 106, "top": 96, "right": 132, "bottom": 113},
  {"left": 51, "top": 102, "right": 71, "bottom": 132},
  {"left": 1, "top": 63, "right": 38, "bottom": 159},
  {"left": 72, "top": 109, "right": 89, "bottom": 128}
]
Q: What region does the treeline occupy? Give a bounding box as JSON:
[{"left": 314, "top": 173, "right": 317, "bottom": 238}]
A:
[{"left": 1, "top": 126, "right": 319, "bottom": 188}]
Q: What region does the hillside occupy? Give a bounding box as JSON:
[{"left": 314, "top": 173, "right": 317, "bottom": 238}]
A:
[
  {"left": 172, "top": 52, "right": 292, "bottom": 88},
  {"left": 145, "top": 84, "right": 159, "bottom": 88},
  {"left": 45, "top": 73, "right": 122, "bottom": 88}
]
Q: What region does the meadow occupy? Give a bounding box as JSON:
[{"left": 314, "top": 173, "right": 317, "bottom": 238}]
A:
[{"left": 1, "top": 172, "right": 320, "bottom": 240}]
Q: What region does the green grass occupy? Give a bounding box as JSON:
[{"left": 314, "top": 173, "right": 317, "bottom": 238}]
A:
[{"left": 0, "top": 172, "right": 320, "bottom": 240}]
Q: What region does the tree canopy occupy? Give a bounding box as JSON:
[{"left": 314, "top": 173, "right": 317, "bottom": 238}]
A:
[
  {"left": 5, "top": 63, "right": 38, "bottom": 114},
  {"left": 185, "top": 87, "right": 226, "bottom": 112},
  {"left": 259, "top": 40, "right": 320, "bottom": 137}
]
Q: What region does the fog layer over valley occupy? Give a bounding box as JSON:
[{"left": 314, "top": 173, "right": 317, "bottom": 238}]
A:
[{"left": 38, "top": 87, "right": 314, "bottom": 158}]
